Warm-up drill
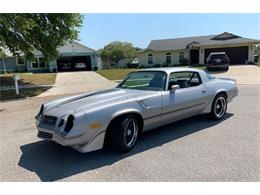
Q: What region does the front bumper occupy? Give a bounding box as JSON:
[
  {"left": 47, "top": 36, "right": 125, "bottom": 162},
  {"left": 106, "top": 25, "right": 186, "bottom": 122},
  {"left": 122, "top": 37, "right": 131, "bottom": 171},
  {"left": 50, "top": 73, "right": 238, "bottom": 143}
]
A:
[{"left": 36, "top": 121, "right": 105, "bottom": 153}]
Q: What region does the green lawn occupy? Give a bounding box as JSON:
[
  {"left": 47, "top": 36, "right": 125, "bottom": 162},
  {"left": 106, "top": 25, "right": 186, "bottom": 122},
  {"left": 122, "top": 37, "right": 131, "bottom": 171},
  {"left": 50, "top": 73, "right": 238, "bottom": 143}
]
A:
[
  {"left": 96, "top": 69, "right": 139, "bottom": 80},
  {"left": 0, "top": 73, "right": 57, "bottom": 87},
  {"left": 0, "top": 86, "right": 51, "bottom": 101}
]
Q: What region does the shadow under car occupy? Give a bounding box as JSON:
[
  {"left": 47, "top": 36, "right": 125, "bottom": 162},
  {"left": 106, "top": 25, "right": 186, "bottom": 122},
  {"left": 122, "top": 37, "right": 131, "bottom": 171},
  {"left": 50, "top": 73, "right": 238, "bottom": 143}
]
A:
[{"left": 18, "top": 113, "right": 233, "bottom": 181}]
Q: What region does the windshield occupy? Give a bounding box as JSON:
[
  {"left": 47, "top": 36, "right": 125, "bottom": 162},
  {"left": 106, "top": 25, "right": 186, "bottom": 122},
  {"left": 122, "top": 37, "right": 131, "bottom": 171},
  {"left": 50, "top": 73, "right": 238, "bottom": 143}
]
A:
[{"left": 117, "top": 71, "right": 167, "bottom": 91}]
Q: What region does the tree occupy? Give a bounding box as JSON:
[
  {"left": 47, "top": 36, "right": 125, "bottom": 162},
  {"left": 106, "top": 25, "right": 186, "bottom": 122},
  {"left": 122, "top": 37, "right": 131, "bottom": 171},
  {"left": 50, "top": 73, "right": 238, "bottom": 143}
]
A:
[
  {"left": 0, "top": 13, "right": 83, "bottom": 60},
  {"left": 99, "top": 41, "right": 138, "bottom": 68}
]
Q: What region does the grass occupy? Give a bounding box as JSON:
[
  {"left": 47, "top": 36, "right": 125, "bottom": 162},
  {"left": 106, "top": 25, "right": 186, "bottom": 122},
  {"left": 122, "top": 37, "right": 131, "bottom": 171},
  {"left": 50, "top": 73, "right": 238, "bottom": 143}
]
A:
[
  {"left": 96, "top": 69, "right": 139, "bottom": 80},
  {"left": 0, "top": 87, "right": 51, "bottom": 101},
  {"left": 0, "top": 73, "right": 57, "bottom": 87}
]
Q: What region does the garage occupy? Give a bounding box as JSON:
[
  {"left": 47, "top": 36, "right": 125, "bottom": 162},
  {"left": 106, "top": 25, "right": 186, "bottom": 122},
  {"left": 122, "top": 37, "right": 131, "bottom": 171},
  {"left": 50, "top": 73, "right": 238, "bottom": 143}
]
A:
[
  {"left": 204, "top": 46, "right": 249, "bottom": 64},
  {"left": 57, "top": 56, "right": 92, "bottom": 72}
]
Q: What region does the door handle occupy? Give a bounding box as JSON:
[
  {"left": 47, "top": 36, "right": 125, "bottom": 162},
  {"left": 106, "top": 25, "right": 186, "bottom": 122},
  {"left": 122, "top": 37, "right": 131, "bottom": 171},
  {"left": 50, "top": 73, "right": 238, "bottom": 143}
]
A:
[{"left": 202, "top": 89, "right": 207, "bottom": 93}]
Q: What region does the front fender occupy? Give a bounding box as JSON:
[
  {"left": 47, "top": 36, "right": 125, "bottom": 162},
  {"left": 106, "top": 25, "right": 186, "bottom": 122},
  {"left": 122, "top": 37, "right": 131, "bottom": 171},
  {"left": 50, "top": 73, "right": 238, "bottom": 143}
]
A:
[{"left": 111, "top": 108, "right": 143, "bottom": 119}]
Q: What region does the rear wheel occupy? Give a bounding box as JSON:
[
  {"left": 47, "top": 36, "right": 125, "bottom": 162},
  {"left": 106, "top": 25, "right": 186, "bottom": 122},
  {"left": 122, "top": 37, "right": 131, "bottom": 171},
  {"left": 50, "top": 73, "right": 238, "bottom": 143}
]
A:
[
  {"left": 106, "top": 115, "right": 139, "bottom": 152},
  {"left": 210, "top": 94, "right": 227, "bottom": 120}
]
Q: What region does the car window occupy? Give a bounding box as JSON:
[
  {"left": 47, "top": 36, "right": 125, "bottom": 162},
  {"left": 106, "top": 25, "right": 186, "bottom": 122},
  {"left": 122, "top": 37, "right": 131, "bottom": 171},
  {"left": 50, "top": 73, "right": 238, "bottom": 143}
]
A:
[
  {"left": 211, "top": 54, "right": 226, "bottom": 59},
  {"left": 118, "top": 71, "right": 166, "bottom": 91},
  {"left": 168, "top": 71, "right": 201, "bottom": 90}
]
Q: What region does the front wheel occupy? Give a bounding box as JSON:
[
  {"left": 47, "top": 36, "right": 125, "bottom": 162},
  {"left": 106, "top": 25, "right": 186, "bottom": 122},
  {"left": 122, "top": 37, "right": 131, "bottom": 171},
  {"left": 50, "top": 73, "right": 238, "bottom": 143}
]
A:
[
  {"left": 106, "top": 115, "right": 139, "bottom": 152},
  {"left": 210, "top": 94, "right": 227, "bottom": 120}
]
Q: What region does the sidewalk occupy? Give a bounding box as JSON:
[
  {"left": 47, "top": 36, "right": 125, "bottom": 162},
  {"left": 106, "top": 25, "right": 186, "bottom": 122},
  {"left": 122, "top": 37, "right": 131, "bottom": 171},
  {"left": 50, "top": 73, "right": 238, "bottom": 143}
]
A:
[{"left": 38, "top": 71, "right": 116, "bottom": 97}]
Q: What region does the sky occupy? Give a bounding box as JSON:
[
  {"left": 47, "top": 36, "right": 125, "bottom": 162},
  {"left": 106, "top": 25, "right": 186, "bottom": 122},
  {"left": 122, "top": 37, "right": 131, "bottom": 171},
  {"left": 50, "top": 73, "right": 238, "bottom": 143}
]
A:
[{"left": 79, "top": 14, "right": 260, "bottom": 50}]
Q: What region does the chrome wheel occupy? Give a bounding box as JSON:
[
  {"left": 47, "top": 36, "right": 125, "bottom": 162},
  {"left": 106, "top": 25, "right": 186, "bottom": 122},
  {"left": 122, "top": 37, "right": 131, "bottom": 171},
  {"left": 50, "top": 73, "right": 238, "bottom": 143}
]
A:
[
  {"left": 124, "top": 118, "right": 138, "bottom": 147},
  {"left": 214, "top": 96, "right": 227, "bottom": 118}
]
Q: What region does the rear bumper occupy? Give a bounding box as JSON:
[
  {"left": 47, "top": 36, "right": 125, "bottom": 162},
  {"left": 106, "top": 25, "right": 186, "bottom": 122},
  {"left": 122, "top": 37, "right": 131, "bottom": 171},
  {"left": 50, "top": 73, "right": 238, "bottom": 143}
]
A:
[{"left": 207, "top": 64, "right": 228, "bottom": 69}]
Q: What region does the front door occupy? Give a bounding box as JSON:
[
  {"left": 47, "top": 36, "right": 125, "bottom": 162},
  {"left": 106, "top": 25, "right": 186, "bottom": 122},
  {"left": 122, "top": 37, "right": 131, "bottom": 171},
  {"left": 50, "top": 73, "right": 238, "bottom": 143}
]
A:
[
  {"left": 190, "top": 49, "right": 199, "bottom": 65},
  {"left": 161, "top": 71, "right": 208, "bottom": 125}
]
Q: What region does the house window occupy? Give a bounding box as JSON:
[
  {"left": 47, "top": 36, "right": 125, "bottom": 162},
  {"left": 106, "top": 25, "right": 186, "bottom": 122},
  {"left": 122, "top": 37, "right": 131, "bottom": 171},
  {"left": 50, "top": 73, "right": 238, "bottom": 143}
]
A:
[
  {"left": 166, "top": 53, "right": 171, "bottom": 64},
  {"left": 179, "top": 52, "right": 185, "bottom": 62},
  {"left": 32, "top": 58, "right": 39, "bottom": 68},
  {"left": 148, "top": 54, "right": 153, "bottom": 65},
  {"left": 17, "top": 57, "right": 25, "bottom": 66},
  {"left": 39, "top": 58, "right": 47, "bottom": 68},
  {"left": 32, "top": 58, "right": 48, "bottom": 68}
]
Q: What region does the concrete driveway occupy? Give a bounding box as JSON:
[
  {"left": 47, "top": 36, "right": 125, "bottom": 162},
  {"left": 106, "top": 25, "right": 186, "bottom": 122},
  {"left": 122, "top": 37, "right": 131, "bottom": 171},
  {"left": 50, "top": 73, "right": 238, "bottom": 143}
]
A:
[
  {"left": 0, "top": 85, "right": 259, "bottom": 181},
  {"left": 210, "top": 65, "right": 260, "bottom": 85},
  {"left": 38, "top": 71, "right": 116, "bottom": 97}
]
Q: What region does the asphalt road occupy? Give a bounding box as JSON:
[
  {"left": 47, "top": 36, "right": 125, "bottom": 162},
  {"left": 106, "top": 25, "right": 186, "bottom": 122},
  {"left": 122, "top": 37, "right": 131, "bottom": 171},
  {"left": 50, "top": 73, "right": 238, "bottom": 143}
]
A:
[{"left": 0, "top": 85, "right": 259, "bottom": 181}]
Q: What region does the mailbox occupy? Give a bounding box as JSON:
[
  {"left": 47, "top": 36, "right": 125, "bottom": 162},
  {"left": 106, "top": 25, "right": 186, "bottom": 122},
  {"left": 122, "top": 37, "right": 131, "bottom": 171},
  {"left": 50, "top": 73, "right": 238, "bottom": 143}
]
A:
[
  {"left": 13, "top": 74, "right": 20, "bottom": 95},
  {"left": 13, "top": 74, "right": 21, "bottom": 81}
]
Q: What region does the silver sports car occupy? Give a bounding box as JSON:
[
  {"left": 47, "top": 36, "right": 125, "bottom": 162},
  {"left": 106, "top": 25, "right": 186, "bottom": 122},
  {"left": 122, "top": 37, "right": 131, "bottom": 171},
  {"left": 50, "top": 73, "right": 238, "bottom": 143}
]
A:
[{"left": 35, "top": 67, "right": 238, "bottom": 153}]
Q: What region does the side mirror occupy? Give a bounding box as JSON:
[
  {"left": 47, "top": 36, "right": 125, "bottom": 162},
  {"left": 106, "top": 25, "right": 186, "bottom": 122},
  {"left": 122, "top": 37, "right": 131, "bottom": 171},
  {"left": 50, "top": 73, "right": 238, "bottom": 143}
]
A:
[{"left": 170, "top": 85, "right": 180, "bottom": 93}]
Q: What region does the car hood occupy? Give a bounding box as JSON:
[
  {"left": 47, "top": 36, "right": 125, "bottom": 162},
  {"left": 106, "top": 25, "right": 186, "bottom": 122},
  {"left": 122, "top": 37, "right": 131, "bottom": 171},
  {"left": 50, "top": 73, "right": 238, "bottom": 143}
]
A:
[{"left": 44, "top": 88, "right": 157, "bottom": 117}]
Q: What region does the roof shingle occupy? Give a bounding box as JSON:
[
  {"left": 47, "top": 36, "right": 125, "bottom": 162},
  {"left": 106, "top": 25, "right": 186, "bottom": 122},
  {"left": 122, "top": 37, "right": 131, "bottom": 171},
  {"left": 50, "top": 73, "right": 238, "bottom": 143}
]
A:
[{"left": 143, "top": 33, "right": 260, "bottom": 52}]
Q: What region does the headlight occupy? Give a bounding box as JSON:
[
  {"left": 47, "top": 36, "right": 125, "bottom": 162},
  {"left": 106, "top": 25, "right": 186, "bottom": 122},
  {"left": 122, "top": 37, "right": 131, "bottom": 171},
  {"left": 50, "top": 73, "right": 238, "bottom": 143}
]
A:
[
  {"left": 35, "top": 104, "right": 44, "bottom": 119},
  {"left": 64, "top": 115, "right": 74, "bottom": 133}
]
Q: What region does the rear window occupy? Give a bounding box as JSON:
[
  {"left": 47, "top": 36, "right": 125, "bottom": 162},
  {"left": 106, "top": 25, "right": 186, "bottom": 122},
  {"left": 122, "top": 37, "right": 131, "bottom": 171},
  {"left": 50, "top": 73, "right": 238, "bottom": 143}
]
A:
[{"left": 210, "top": 54, "right": 226, "bottom": 59}]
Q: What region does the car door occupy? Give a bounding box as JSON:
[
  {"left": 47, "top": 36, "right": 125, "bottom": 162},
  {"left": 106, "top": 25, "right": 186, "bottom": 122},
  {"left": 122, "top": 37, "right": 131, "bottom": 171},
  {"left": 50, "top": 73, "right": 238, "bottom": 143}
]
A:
[{"left": 161, "top": 71, "right": 208, "bottom": 126}]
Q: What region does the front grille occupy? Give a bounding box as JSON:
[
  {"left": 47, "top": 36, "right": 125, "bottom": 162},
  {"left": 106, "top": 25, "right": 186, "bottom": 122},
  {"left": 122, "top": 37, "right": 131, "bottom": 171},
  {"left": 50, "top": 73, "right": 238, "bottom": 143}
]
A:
[
  {"left": 40, "top": 115, "right": 57, "bottom": 127},
  {"left": 38, "top": 131, "right": 53, "bottom": 140}
]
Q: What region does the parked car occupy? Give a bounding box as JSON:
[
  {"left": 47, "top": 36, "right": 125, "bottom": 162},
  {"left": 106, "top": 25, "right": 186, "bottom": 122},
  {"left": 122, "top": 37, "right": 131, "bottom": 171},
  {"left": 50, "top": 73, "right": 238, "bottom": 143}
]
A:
[
  {"left": 35, "top": 68, "right": 238, "bottom": 153},
  {"left": 206, "top": 52, "right": 230, "bottom": 71},
  {"left": 75, "top": 63, "right": 87, "bottom": 69}
]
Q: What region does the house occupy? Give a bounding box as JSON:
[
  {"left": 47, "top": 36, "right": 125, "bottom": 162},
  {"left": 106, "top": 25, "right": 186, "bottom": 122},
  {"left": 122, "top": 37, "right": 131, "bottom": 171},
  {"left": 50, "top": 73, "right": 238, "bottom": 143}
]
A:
[
  {"left": 0, "top": 42, "right": 98, "bottom": 73},
  {"left": 137, "top": 32, "right": 260, "bottom": 66},
  {"left": 117, "top": 58, "right": 139, "bottom": 68}
]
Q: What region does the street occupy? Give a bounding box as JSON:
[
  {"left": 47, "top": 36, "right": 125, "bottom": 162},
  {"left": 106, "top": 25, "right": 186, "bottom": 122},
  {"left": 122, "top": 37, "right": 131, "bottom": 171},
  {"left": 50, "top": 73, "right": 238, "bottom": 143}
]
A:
[{"left": 0, "top": 85, "right": 259, "bottom": 181}]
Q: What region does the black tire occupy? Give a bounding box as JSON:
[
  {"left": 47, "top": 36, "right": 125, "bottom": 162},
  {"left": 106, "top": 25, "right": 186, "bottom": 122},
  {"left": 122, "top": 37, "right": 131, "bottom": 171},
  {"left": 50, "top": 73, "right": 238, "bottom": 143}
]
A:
[
  {"left": 105, "top": 115, "right": 139, "bottom": 152},
  {"left": 225, "top": 66, "right": 229, "bottom": 71},
  {"left": 210, "top": 93, "right": 227, "bottom": 120}
]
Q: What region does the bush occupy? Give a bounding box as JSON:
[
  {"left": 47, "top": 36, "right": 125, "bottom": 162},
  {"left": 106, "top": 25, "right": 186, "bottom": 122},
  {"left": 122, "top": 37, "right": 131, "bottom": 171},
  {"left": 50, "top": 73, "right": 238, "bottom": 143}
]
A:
[
  {"left": 179, "top": 58, "right": 189, "bottom": 66},
  {"left": 189, "top": 64, "right": 205, "bottom": 67},
  {"left": 247, "top": 61, "right": 255, "bottom": 65},
  {"left": 139, "top": 65, "right": 145, "bottom": 68},
  {"left": 126, "top": 63, "right": 139, "bottom": 68},
  {"left": 153, "top": 63, "right": 161, "bottom": 67},
  {"left": 162, "top": 63, "right": 169, "bottom": 67}
]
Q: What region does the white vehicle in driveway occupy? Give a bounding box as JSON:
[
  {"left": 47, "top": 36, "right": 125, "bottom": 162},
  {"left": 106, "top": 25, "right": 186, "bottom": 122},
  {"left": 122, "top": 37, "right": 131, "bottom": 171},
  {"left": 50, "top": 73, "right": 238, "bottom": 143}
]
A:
[
  {"left": 75, "top": 63, "right": 87, "bottom": 69},
  {"left": 35, "top": 68, "right": 238, "bottom": 153}
]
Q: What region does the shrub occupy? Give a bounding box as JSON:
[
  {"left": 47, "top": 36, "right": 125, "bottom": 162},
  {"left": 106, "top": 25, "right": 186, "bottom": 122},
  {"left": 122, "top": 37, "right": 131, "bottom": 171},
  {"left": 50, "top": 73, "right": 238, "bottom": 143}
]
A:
[
  {"left": 153, "top": 63, "right": 161, "bottom": 67},
  {"left": 247, "top": 61, "right": 255, "bottom": 65},
  {"left": 127, "top": 63, "right": 139, "bottom": 68},
  {"left": 139, "top": 65, "right": 145, "bottom": 68},
  {"left": 179, "top": 58, "right": 189, "bottom": 66},
  {"left": 162, "top": 63, "right": 169, "bottom": 67}
]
